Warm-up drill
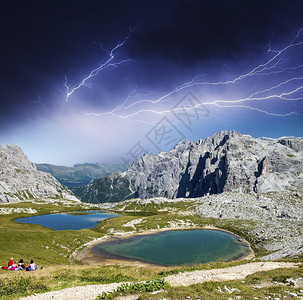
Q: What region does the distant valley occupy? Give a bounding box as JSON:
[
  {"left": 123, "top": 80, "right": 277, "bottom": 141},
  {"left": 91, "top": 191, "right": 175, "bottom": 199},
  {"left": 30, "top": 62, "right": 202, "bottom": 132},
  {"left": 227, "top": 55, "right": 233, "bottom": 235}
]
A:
[{"left": 36, "top": 163, "right": 126, "bottom": 188}]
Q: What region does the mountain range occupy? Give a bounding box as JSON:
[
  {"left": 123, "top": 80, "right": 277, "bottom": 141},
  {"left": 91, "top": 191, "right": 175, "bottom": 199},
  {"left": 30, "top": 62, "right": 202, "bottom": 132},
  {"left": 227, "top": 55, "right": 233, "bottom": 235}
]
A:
[
  {"left": 1, "top": 130, "right": 302, "bottom": 204},
  {"left": 73, "top": 130, "right": 303, "bottom": 203}
]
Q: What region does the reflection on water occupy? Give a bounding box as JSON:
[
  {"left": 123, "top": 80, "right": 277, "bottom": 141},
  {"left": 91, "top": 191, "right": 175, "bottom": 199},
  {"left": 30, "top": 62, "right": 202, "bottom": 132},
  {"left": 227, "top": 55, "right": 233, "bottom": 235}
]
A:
[{"left": 15, "top": 211, "right": 119, "bottom": 230}]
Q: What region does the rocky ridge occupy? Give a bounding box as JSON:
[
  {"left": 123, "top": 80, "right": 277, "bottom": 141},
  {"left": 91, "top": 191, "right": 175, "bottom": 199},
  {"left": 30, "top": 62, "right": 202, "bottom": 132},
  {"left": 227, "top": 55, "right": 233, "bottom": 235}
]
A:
[
  {"left": 74, "top": 130, "right": 303, "bottom": 203},
  {"left": 194, "top": 192, "right": 303, "bottom": 260},
  {"left": 127, "top": 130, "right": 303, "bottom": 198},
  {"left": 0, "top": 144, "right": 78, "bottom": 202}
]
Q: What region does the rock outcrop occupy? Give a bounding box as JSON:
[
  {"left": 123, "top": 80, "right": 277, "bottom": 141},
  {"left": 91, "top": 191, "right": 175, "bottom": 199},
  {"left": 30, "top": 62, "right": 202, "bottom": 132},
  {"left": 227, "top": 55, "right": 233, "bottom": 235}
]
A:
[
  {"left": 128, "top": 130, "right": 303, "bottom": 198},
  {"left": 0, "top": 144, "right": 79, "bottom": 202},
  {"left": 74, "top": 130, "right": 303, "bottom": 203}
]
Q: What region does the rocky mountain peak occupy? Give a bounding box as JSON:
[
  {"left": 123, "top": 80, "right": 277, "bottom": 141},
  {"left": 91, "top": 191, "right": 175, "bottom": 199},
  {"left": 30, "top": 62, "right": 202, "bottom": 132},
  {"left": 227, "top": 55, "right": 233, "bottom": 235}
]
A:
[
  {"left": 73, "top": 130, "right": 303, "bottom": 203},
  {"left": 278, "top": 137, "right": 303, "bottom": 152},
  {"left": 0, "top": 144, "right": 36, "bottom": 171},
  {"left": 0, "top": 144, "right": 78, "bottom": 202},
  {"left": 75, "top": 130, "right": 303, "bottom": 202}
]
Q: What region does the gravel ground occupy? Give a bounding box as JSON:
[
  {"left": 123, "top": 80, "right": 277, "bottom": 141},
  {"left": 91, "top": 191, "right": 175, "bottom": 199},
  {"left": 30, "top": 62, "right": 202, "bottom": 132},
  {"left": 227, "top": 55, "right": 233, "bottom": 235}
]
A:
[{"left": 19, "top": 282, "right": 128, "bottom": 300}]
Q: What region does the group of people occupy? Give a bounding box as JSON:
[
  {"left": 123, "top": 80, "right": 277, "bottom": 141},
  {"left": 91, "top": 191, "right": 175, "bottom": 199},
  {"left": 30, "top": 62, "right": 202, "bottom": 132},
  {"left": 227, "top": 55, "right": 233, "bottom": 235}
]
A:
[{"left": 1, "top": 257, "right": 37, "bottom": 271}]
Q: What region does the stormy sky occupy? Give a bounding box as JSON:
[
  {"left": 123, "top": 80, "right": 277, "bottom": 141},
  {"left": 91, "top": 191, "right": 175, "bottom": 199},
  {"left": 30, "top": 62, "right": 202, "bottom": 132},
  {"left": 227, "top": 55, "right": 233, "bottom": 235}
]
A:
[{"left": 0, "top": 0, "right": 303, "bottom": 165}]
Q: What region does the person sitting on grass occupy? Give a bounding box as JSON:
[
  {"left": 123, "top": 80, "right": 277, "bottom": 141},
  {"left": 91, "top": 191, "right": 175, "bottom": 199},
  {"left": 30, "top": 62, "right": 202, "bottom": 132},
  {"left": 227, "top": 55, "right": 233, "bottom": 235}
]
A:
[
  {"left": 28, "top": 260, "right": 37, "bottom": 271},
  {"left": 18, "top": 259, "right": 26, "bottom": 270},
  {"left": 10, "top": 261, "right": 18, "bottom": 271},
  {"left": 12, "top": 261, "right": 26, "bottom": 271},
  {"left": 1, "top": 257, "right": 14, "bottom": 270},
  {"left": 2, "top": 258, "right": 36, "bottom": 271},
  {"left": 8, "top": 257, "right": 13, "bottom": 268}
]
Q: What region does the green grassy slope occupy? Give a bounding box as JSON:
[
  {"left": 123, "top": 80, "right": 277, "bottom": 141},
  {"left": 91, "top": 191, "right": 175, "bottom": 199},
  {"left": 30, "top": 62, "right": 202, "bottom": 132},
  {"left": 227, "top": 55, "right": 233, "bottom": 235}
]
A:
[
  {"left": 36, "top": 163, "right": 126, "bottom": 188},
  {"left": 72, "top": 175, "right": 136, "bottom": 203}
]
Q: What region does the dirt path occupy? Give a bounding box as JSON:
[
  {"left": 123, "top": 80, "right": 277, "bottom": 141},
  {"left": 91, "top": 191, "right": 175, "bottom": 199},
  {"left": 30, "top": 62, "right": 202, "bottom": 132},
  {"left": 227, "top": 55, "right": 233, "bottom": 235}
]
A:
[
  {"left": 20, "top": 261, "right": 298, "bottom": 300},
  {"left": 19, "top": 282, "right": 128, "bottom": 300},
  {"left": 165, "top": 261, "right": 298, "bottom": 286}
]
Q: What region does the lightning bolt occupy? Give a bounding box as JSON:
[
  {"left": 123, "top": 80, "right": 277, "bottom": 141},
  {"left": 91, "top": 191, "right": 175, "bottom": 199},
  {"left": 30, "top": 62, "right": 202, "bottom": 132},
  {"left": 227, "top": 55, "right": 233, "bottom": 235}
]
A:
[
  {"left": 64, "top": 25, "right": 137, "bottom": 102},
  {"left": 83, "top": 27, "right": 303, "bottom": 119}
]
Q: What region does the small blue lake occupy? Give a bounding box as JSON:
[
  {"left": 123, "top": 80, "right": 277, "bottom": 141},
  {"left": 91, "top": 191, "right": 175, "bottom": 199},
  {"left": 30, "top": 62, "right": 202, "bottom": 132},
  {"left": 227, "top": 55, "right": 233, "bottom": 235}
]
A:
[
  {"left": 93, "top": 229, "right": 251, "bottom": 266},
  {"left": 15, "top": 211, "right": 119, "bottom": 230}
]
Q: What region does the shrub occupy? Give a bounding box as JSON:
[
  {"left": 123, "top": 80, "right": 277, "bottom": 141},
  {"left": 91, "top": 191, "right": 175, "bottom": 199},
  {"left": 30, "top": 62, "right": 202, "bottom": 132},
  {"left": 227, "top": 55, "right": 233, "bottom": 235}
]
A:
[
  {"left": 0, "top": 276, "right": 49, "bottom": 297},
  {"left": 96, "top": 279, "right": 169, "bottom": 299}
]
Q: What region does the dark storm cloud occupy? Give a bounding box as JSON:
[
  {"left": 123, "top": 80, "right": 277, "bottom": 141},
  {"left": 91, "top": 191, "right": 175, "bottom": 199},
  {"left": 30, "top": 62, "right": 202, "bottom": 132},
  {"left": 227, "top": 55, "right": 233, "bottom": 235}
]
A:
[
  {"left": 0, "top": 0, "right": 303, "bottom": 130},
  {"left": 0, "top": 0, "right": 130, "bottom": 127},
  {"left": 129, "top": 0, "right": 303, "bottom": 64},
  {"left": 0, "top": 0, "right": 162, "bottom": 119}
]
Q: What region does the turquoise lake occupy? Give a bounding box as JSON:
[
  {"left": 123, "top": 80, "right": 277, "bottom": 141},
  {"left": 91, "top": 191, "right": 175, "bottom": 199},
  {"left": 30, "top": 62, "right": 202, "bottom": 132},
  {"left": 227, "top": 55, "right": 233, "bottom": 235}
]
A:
[
  {"left": 93, "top": 229, "right": 250, "bottom": 266},
  {"left": 15, "top": 211, "right": 119, "bottom": 230}
]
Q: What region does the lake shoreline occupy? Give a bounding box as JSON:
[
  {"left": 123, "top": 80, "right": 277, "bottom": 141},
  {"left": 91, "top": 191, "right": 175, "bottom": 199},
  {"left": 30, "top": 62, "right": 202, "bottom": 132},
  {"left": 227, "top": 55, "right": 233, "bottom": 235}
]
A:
[{"left": 72, "top": 225, "right": 255, "bottom": 267}]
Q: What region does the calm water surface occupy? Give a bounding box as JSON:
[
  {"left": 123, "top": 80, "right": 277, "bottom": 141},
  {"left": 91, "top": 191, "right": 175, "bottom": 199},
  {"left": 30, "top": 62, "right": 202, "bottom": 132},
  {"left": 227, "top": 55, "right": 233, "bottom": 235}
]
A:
[
  {"left": 15, "top": 211, "right": 119, "bottom": 230},
  {"left": 93, "top": 229, "right": 250, "bottom": 266}
]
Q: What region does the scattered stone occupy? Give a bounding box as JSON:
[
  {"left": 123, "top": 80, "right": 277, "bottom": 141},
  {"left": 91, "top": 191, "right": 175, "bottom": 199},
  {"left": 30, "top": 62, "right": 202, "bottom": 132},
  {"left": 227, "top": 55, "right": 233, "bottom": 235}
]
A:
[
  {"left": 151, "top": 290, "right": 163, "bottom": 295},
  {"left": 287, "top": 279, "right": 296, "bottom": 286},
  {"left": 224, "top": 286, "right": 232, "bottom": 293},
  {"left": 0, "top": 207, "right": 37, "bottom": 214},
  {"left": 289, "top": 292, "right": 297, "bottom": 297}
]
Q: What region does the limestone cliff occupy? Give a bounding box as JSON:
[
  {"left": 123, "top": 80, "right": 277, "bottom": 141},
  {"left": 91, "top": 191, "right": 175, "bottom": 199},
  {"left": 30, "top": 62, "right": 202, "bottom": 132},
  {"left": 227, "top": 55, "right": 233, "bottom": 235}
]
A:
[
  {"left": 73, "top": 130, "right": 303, "bottom": 203},
  {"left": 0, "top": 144, "right": 79, "bottom": 202}
]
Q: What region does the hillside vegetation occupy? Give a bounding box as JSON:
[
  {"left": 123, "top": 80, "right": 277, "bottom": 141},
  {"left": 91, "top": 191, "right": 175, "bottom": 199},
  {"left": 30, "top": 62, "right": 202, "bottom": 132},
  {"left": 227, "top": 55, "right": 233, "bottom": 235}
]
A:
[{"left": 36, "top": 163, "right": 126, "bottom": 188}]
